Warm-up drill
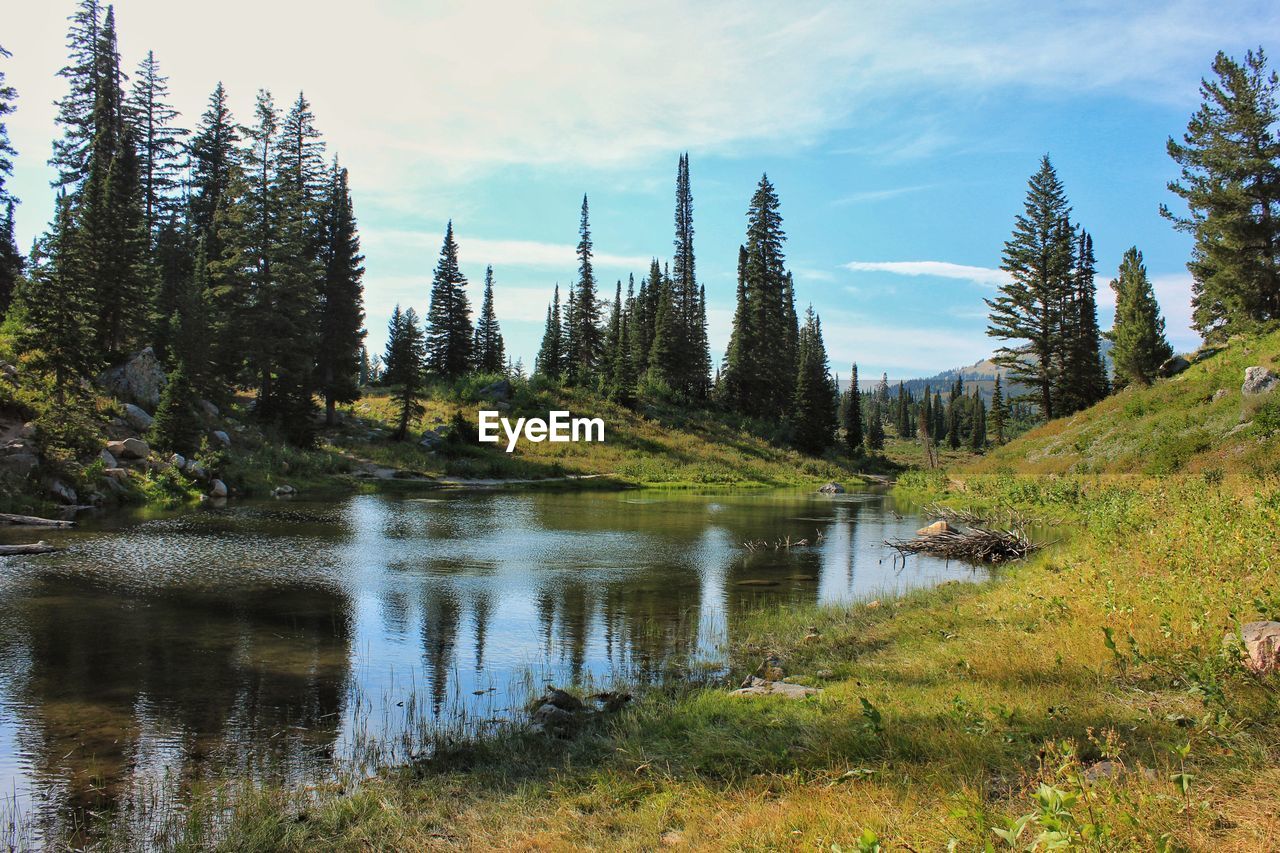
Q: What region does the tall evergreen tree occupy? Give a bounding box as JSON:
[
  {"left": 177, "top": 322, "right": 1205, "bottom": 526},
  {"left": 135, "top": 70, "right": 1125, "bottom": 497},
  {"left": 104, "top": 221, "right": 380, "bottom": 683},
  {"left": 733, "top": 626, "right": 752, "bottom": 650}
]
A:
[
  {"left": 1106, "top": 247, "right": 1173, "bottom": 387},
  {"left": 969, "top": 391, "right": 987, "bottom": 452},
  {"left": 473, "top": 265, "right": 505, "bottom": 374},
  {"left": 317, "top": 162, "right": 366, "bottom": 424},
  {"left": 564, "top": 195, "right": 602, "bottom": 385},
  {"left": 50, "top": 0, "right": 103, "bottom": 189},
  {"left": 720, "top": 174, "right": 795, "bottom": 417},
  {"left": 14, "top": 196, "right": 98, "bottom": 399},
  {"left": 646, "top": 281, "right": 679, "bottom": 394},
  {"left": 382, "top": 305, "right": 426, "bottom": 441},
  {"left": 670, "top": 152, "right": 710, "bottom": 399},
  {"left": 1164, "top": 49, "right": 1280, "bottom": 340},
  {"left": 789, "top": 306, "right": 837, "bottom": 454},
  {"left": 842, "top": 363, "right": 864, "bottom": 456},
  {"left": 990, "top": 374, "right": 1007, "bottom": 445},
  {"left": 424, "top": 221, "right": 473, "bottom": 379},
  {"left": 0, "top": 47, "right": 20, "bottom": 317},
  {"left": 866, "top": 400, "right": 885, "bottom": 452},
  {"left": 149, "top": 360, "right": 202, "bottom": 456},
  {"left": 987, "top": 155, "right": 1076, "bottom": 419},
  {"left": 536, "top": 284, "right": 564, "bottom": 379},
  {"left": 601, "top": 279, "right": 623, "bottom": 391},
  {"left": 1056, "top": 230, "right": 1110, "bottom": 413},
  {"left": 167, "top": 233, "right": 212, "bottom": 387},
  {"left": 126, "top": 50, "right": 186, "bottom": 240}
]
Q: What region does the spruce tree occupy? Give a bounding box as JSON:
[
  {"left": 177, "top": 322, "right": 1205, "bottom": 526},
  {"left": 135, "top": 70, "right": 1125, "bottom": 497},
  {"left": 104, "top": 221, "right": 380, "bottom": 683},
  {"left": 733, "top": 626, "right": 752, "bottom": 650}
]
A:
[
  {"left": 987, "top": 155, "right": 1076, "bottom": 419},
  {"left": 383, "top": 305, "right": 426, "bottom": 441},
  {"left": 842, "top": 363, "right": 864, "bottom": 456},
  {"left": 789, "top": 307, "right": 837, "bottom": 454},
  {"left": 535, "top": 284, "right": 564, "bottom": 379},
  {"left": 645, "top": 281, "right": 679, "bottom": 395},
  {"left": 1164, "top": 49, "right": 1280, "bottom": 339},
  {"left": 167, "top": 234, "right": 212, "bottom": 387},
  {"left": 1056, "top": 230, "right": 1110, "bottom": 413},
  {"left": 990, "top": 374, "right": 1007, "bottom": 445},
  {"left": 602, "top": 279, "right": 623, "bottom": 392},
  {"left": 50, "top": 0, "right": 103, "bottom": 189},
  {"left": 425, "top": 221, "right": 474, "bottom": 379},
  {"left": 720, "top": 174, "right": 795, "bottom": 417},
  {"left": 564, "top": 195, "right": 601, "bottom": 386},
  {"left": 1107, "top": 247, "right": 1173, "bottom": 387},
  {"left": 0, "top": 43, "right": 17, "bottom": 209},
  {"left": 14, "top": 196, "right": 98, "bottom": 399},
  {"left": 866, "top": 400, "right": 885, "bottom": 452},
  {"left": 969, "top": 392, "right": 987, "bottom": 452},
  {"left": 670, "top": 153, "right": 710, "bottom": 399},
  {"left": 317, "top": 162, "right": 366, "bottom": 424},
  {"left": 473, "top": 265, "right": 505, "bottom": 374},
  {"left": 0, "top": 46, "right": 18, "bottom": 315},
  {"left": 126, "top": 50, "right": 186, "bottom": 240},
  {"left": 149, "top": 360, "right": 202, "bottom": 456}
]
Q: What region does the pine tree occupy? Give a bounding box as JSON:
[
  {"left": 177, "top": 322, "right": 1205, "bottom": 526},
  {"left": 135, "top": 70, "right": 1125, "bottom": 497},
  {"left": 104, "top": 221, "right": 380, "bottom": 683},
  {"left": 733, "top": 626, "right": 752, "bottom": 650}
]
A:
[
  {"left": 126, "top": 50, "right": 186, "bottom": 240},
  {"left": 382, "top": 305, "right": 426, "bottom": 441},
  {"left": 789, "top": 307, "right": 837, "bottom": 454},
  {"left": 969, "top": 392, "right": 987, "bottom": 452},
  {"left": 990, "top": 374, "right": 1007, "bottom": 445},
  {"left": 49, "top": 0, "right": 103, "bottom": 189},
  {"left": 564, "top": 195, "right": 601, "bottom": 386},
  {"left": 14, "top": 196, "right": 98, "bottom": 399},
  {"left": 1056, "top": 230, "right": 1110, "bottom": 414},
  {"left": 167, "top": 233, "right": 212, "bottom": 387},
  {"left": 842, "top": 363, "right": 864, "bottom": 456},
  {"left": 866, "top": 400, "right": 885, "bottom": 452},
  {"left": 932, "top": 390, "right": 945, "bottom": 440},
  {"left": 149, "top": 360, "right": 202, "bottom": 456},
  {"left": 317, "top": 162, "right": 366, "bottom": 424},
  {"left": 425, "top": 221, "right": 474, "bottom": 379},
  {"left": 1164, "top": 49, "right": 1280, "bottom": 340},
  {"left": 601, "top": 279, "right": 623, "bottom": 391},
  {"left": 670, "top": 152, "right": 710, "bottom": 399},
  {"left": 535, "top": 284, "right": 564, "bottom": 379},
  {"left": 0, "top": 43, "right": 19, "bottom": 315},
  {"left": 645, "top": 280, "right": 680, "bottom": 396},
  {"left": 472, "top": 265, "right": 505, "bottom": 374},
  {"left": 720, "top": 174, "right": 795, "bottom": 417},
  {"left": 1107, "top": 247, "right": 1174, "bottom": 387},
  {"left": 987, "top": 155, "right": 1076, "bottom": 420}
]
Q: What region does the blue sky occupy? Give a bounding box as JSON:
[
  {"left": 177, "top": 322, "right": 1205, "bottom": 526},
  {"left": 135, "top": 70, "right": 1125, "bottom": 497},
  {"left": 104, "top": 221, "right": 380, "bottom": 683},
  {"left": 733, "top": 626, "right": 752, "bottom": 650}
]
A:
[{"left": 6, "top": 1, "right": 1277, "bottom": 377}]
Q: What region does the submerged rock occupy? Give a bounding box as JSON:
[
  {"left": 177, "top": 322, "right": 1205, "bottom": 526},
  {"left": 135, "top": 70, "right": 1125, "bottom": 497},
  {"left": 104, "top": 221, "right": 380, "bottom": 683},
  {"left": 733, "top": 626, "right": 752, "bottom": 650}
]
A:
[
  {"left": 1242, "top": 366, "right": 1279, "bottom": 396},
  {"left": 818, "top": 482, "right": 845, "bottom": 494}
]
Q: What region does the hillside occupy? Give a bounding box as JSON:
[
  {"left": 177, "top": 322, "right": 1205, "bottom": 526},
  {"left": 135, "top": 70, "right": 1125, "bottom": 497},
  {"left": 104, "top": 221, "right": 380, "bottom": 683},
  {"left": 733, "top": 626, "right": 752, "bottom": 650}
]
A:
[{"left": 968, "top": 329, "right": 1279, "bottom": 477}]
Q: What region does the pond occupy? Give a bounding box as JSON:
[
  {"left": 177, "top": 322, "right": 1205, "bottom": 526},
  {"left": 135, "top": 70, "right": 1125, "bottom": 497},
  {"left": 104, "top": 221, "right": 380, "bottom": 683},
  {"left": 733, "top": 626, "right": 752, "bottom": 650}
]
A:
[{"left": 0, "top": 488, "right": 983, "bottom": 842}]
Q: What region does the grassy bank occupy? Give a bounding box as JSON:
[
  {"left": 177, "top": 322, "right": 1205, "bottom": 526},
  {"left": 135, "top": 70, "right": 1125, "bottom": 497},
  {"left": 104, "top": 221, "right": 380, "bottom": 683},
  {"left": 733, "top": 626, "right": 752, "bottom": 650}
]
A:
[{"left": 94, "top": 467, "right": 1274, "bottom": 851}]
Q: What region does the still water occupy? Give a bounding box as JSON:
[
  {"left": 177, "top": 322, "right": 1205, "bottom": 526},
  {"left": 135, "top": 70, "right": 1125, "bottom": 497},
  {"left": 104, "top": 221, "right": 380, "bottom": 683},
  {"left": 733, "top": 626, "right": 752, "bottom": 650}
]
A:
[{"left": 0, "top": 488, "right": 980, "bottom": 839}]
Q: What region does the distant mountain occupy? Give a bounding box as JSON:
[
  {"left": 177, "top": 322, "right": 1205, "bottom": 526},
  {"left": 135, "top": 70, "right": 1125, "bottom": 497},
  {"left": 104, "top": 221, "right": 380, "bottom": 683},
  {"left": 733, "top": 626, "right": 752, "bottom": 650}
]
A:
[{"left": 839, "top": 341, "right": 1114, "bottom": 404}]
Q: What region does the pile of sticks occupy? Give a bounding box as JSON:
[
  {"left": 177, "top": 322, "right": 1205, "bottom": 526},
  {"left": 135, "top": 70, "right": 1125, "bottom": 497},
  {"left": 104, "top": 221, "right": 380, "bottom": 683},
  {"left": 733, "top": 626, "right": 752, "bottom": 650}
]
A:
[{"left": 886, "top": 522, "right": 1042, "bottom": 564}]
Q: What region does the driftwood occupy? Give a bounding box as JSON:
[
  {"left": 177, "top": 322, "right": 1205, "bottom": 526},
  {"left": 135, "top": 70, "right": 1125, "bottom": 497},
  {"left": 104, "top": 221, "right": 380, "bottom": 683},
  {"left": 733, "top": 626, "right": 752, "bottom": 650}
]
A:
[
  {"left": 0, "top": 541, "right": 63, "bottom": 555},
  {"left": 0, "top": 512, "right": 74, "bottom": 528},
  {"left": 886, "top": 523, "right": 1042, "bottom": 564}
]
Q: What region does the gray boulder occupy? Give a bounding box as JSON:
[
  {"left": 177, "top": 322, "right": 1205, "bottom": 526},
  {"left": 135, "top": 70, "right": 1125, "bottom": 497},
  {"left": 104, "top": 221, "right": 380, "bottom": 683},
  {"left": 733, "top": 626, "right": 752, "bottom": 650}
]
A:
[
  {"left": 730, "top": 676, "right": 822, "bottom": 699},
  {"left": 198, "top": 399, "right": 220, "bottom": 419},
  {"left": 1242, "top": 366, "right": 1279, "bottom": 396},
  {"left": 46, "top": 479, "right": 77, "bottom": 504},
  {"left": 185, "top": 460, "right": 207, "bottom": 481},
  {"left": 209, "top": 478, "right": 228, "bottom": 498},
  {"left": 108, "top": 437, "right": 149, "bottom": 460},
  {"left": 211, "top": 430, "right": 231, "bottom": 448},
  {"left": 97, "top": 347, "right": 167, "bottom": 409},
  {"left": 478, "top": 379, "right": 513, "bottom": 402},
  {"left": 531, "top": 703, "right": 575, "bottom": 729},
  {"left": 818, "top": 482, "right": 845, "bottom": 494},
  {"left": 123, "top": 403, "right": 154, "bottom": 432},
  {"left": 272, "top": 484, "right": 296, "bottom": 497},
  {"left": 100, "top": 448, "right": 118, "bottom": 468},
  {"left": 1158, "top": 355, "right": 1191, "bottom": 378},
  {"left": 169, "top": 453, "right": 185, "bottom": 470},
  {"left": 0, "top": 448, "right": 38, "bottom": 479},
  {"left": 419, "top": 428, "right": 447, "bottom": 448}
]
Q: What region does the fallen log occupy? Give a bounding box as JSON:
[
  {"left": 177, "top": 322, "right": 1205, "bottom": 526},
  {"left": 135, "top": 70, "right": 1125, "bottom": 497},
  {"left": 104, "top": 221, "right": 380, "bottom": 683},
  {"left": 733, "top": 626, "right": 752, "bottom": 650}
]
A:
[
  {"left": 0, "top": 541, "right": 63, "bottom": 555},
  {"left": 886, "top": 523, "right": 1043, "bottom": 564},
  {"left": 0, "top": 512, "right": 74, "bottom": 528}
]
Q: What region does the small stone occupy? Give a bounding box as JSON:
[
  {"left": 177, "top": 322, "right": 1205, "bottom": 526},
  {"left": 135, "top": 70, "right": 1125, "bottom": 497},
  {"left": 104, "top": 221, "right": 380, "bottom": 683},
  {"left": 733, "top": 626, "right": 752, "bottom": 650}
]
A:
[
  {"left": 212, "top": 430, "right": 231, "bottom": 448},
  {"left": 1083, "top": 760, "right": 1124, "bottom": 782},
  {"left": 209, "top": 479, "right": 228, "bottom": 498},
  {"left": 1212, "top": 388, "right": 1229, "bottom": 403},
  {"left": 730, "top": 677, "right": 821, "bottom": 699},
  {"left": 1238, "top": 621, "right": 1280, "bottom": 673},
  {"left": 532, "top": 703, "right": 574, "bottom": 728}
]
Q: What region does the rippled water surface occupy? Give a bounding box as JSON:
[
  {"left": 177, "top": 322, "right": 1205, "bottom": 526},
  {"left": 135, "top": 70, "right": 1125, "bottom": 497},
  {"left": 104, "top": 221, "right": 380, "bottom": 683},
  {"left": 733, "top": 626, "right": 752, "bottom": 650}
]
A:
[{"left": 0, "top": 488, "right": 981, "bottom": 840}]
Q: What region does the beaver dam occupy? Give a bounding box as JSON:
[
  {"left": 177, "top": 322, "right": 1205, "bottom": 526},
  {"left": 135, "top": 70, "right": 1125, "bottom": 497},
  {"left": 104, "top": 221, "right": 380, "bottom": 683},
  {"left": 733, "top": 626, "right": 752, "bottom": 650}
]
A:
[{"left": 886, "top": 507, "right": 1046, "bottom": 564}]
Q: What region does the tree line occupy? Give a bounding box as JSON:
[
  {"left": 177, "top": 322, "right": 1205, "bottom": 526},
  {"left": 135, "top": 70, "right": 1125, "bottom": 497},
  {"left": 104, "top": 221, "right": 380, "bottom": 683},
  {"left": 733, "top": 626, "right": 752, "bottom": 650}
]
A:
[{"left": 0, "top": 0, "right": 367, "bottom": 453}]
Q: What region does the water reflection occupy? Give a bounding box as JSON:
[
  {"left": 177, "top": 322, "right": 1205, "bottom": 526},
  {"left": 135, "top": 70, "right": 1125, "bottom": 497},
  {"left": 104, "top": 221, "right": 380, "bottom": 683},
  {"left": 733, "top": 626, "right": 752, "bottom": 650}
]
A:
[{"left": 0, "top": 489, "right": 981, "bottom": 842}]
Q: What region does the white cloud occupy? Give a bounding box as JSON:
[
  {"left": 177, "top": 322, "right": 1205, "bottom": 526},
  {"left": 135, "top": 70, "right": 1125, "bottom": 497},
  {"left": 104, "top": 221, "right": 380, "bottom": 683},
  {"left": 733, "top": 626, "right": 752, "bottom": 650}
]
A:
[
  {"left": 832, "top": 184, "right": 935, "bottom": 205},
  {"left": 364, "top": 230, "right": 653, "bottom": 271},
  {"left": 843, "top": 260, "right": 1012, "bottom": 288}
]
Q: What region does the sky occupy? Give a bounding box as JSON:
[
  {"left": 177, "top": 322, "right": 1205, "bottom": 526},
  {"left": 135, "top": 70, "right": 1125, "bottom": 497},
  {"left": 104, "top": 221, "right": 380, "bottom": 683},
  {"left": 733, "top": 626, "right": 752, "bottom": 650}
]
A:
[{"left": 4, "top": 1, "right": 1277, "bottom": 378}]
